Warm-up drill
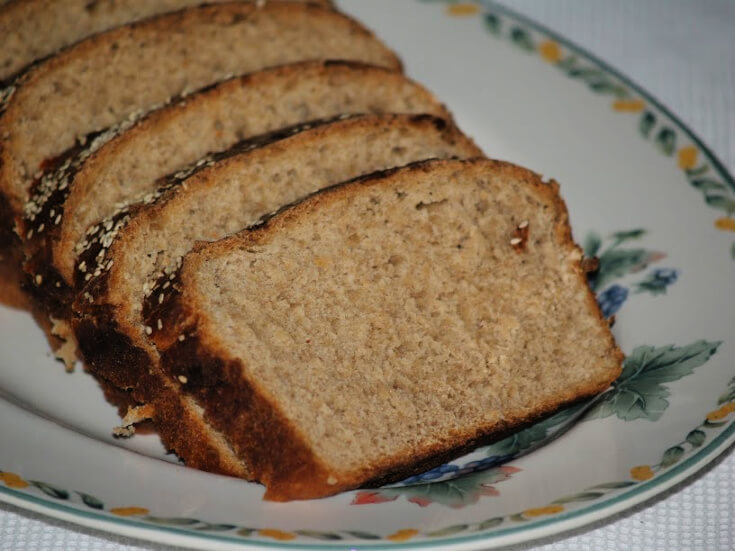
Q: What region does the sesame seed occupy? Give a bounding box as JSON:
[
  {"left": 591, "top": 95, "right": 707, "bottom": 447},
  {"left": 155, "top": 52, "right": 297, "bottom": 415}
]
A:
[
  {"left": 157, "top": 319, "right": 162, "bottom": 331},
  {"left": 145, "top": 326, "right": 152, "bottom": 335},
  {"left": 35, "top": 274, "right": 42, "bottom": 285},
  {"left": 55, "top": 282, "right": 61, "bottom": 288},
  {"left": 518, "top": 220, "right": 529, "bottom": 229},
  {"left": 84, "top": 273, "right": 92, "bottom": 281},
  {"left": 178, "top": 375, "right": 188, "bottom": 384},
  {"left": 79, "top": 261, "right": 87, "bottom": 272},
  {"left": 178, "top": 334, "right": 186, "bottom": 342},
  {"left": 26, "top": 229, "right": 33, "bottom": 239},
  {"left": 49, "top": 209, "right": 55, "bottom": 218},
  {"left": 158, "top": 293, "right": 164, "bottom": 304},
  {"left": 55, "top": 214, "right": 62, "bottom": 225},
  {"left": 510, "top": 237, "right": 523, "bottom": 246}
]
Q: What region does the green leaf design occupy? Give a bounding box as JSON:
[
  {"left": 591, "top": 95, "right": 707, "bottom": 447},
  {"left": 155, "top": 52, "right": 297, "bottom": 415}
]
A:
[
  {"left": 76, "top": 491, "right": 104, "bottom": 510},
  {"left": 30, "top": 481, "right": 69, "bottom": 500},
  {"left": 718, "top": 376, "right": 735, "bottom": 404},
  {"left": 344, "top": 531, "right": 381, "bottom": 540},
  {"left": 484, "top": 13, "right": 500, "bottom": 34},
  {"left": 583, "top": 231, "right": 602, "bottom": 258},
  {"left": 610, "top": 228, "right": 647, "bottom": 243},
  {"left": 594, "top": 247, "right": 650, "bottom": 290},
  {"left": 588, "top": 81, "right": 627, "bottom": 97},
  {"left": 704, "top": 195, "right": 735, "bottom": 213},
  {"left": 660, "top": 445, "right": 685, "bottom": 468},
  {"left": 587, "top": 341, "right": 721, "bottom": 422},
  {"left": 557, "top": 55, "right": 577, "bottom": 72},
  {"left": 510, "top": 513, "right": 528, "bottom": 523},
  {"left": 510, "top": 27, "right": 534, "bottom": 51},
  {"left": 655, "top": 127, "right": 677, "bottom": 156},
  {"left": 476, "top": 517, "right": 504, "bottom": 531},
  {"left": 426, "top": 524, "right": 469, "bottom": 537},
  {"left": 686, "top": 164, "right": 710, "bottom": 177},
  {"left": 365, "top": 466, "right": 519, "bottom": 508},
  {"left": 587, "top": 481, "right": 638, "bottom": 490},
  {"left": 294, "top": 530, "right": 342, "bottom": 540},
  {"left": 195, "top": 523, "right": 237, "bottom": 532},
  {"left": 484, "top": 402, "right": 585, "bottom": 457},
  {"left": 639, "top": 111, "right": 656, "bottom": 138},
  {"left": 690, "top": 178, "right": 727, "bottom": 193},
  {"left": 236, "top": 528, "right": 255, "bottom": 537},
  {"left": 145, "top": 516, "right": 200, "bottom": 526},
  {"left": 686, "top": 429, "right": 706, "bottom": 447},
  {"left": 552, "top": 492, "right": 604, "bottom": 504}
]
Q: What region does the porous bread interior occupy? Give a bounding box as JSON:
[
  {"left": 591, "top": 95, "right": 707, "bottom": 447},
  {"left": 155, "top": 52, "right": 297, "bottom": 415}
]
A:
[
  {"left": 188, "top": 162, "right": 621, "bottom": 475},
  {"left": 1, "top": 2, "right": 398, "bottom": 211},
  {"left": 0, "top": 0, "right": 330, "bottom": 81},
  {"left": 56, "top": 62, "right": 447, "bottom": 283},
  {"left": 105, "top": 116, "right": 481, "bottom": 334}
]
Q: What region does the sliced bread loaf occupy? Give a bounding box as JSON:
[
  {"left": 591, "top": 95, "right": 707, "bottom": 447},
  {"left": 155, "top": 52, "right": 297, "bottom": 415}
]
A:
[
  {"left": 0, "top": 0, "right": 332, "bottom": 83},
  {"left": 22, "top": 61, "right": 449, "bottom": 327},
  {"left": 152, "top": 158, "right": 623, "bottom": 501},
  {"left": 0, "top": 1, "right": 400, "bottom": 221},
  {"left": 72, "top": 114, "right": 482, "bottom": 475}
]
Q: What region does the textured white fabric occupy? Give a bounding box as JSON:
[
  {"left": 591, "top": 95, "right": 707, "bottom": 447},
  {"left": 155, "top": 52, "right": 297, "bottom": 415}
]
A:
[{"left": 1, "top": 0, "right": 733, "bottom": 549}]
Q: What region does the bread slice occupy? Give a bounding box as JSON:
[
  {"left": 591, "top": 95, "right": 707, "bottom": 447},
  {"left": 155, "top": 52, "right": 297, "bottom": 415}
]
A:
[
  {"left": 0, "top": 1, "right": 400, "bottom": 221},
  {"left": 0, "top": 0, "right": 332, "bottom": 83},
  {"left": 151, "top": 158, "right": 623, "bottom": 501},
  {"left": 72, "top": 114, "right": 482, "bottom": 475},
  {"left": 22, "top": 61, "right": 450, "bottom": 328}
]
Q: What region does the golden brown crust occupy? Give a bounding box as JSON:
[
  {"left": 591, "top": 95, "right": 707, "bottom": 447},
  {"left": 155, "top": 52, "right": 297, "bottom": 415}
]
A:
[
  {"left": 162, "top": 158, "right": 623, "bottom": 500},
  {"left": 0, "top": 1, "right": 401, "bottom": 216}
]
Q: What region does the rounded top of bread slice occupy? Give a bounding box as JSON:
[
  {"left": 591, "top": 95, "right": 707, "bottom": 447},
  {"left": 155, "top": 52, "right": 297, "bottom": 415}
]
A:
[
  {"left": 51, "top": 60, "right": 449, "bottom": 284},
  {"left": 0, "top": 1, "right": 400, "bottom": 214},
  {"left": 0, "top": 0, "right": 332, "bottom": 82}
]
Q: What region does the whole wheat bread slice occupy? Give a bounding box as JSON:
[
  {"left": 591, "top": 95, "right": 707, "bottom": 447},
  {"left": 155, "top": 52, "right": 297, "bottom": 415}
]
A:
[
  {"left": 0, "top": 1, "right": 400, "bottom": 223},
  {"left": 22, "top": 61, "right": 450, "bottom": 332},
  {"left": 72, "top": 114, "right": 482, "bottom": 476},
  {"left": 151, "top": 158, "right": 623, "bottom": 501},
  {"left": 0, "top": 0, "right": 332, "bottom": 83}
]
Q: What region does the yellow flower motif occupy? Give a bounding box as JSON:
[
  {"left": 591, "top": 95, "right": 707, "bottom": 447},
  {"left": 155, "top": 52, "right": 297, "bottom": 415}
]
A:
[
  {"left": 447, "top": 3, "right": 480, "bottom": 17},
  {"left": 109, "top": 506, "right": 149, "bottom": 517},
  {"left": 387, "top": 529, "right": 420, "bottom": 542},
  {"left": 612, "top": 99, "right": 646, "bottom": 113},
  {"left": 258, "top": 529, "right": 296, "bottom": 541},
  {"left": 715, "top": 218, "right": 735, "bottom": 232},
  {"left": 677, "top": 146, "right": 698, "bottom": 170},
  {"left": 0, "top": 472, "right": 29, "bottom": 489},
  {"left": 630, "top": 465, "right": 655, "bottom": 481},
  {"left": 522, "top": 504, "right": 565, "bottom": 517},
  {"left": 539, "top": 40, "right": 563, "bottom": 63},
  {"left": 706, "top": 403, "right": 735, "bottom": 421}
]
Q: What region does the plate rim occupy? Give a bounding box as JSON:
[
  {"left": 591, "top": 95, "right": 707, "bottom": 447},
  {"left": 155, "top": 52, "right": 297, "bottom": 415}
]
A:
[{"left": 2, "top": 0, "right": 734, "bottom": 549}]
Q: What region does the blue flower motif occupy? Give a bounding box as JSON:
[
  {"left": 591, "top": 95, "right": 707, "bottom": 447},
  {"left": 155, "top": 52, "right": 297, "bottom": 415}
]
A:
[
  {"left": 651, "top": 268, "right": 678, "bottom": 285},
  {"left": 597, "top": 284, "right": 629, "bottom": 318}
]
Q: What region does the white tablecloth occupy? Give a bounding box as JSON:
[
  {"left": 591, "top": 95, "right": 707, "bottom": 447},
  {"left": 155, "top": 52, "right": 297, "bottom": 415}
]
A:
[{"left": 2, "top": 1, "right": 733, "bottom": 549}]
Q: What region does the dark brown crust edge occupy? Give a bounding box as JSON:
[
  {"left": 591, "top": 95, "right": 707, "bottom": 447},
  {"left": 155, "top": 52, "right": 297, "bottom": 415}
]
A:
[
  {"left": 157, "top": 158, "right": 624, "bottom": 501},
  {"left": 0, "top": 1, "right": 402, "bottom": 216}
]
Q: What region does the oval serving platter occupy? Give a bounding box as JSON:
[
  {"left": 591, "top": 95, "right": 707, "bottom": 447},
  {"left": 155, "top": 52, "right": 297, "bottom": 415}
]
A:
[{"left": 1, "top": 1, "right": 734, "bottom": 549}]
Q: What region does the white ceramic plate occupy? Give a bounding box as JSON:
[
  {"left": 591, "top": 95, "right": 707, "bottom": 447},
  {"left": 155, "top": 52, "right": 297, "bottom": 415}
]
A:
[{"left": 1, "top": 1, "right": 734, "bottom": 549}]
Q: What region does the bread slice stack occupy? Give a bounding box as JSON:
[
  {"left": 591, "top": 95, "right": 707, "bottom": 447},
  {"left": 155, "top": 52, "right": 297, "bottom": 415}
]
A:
[{"left": 2, "top": 1, "right": 623, "bottom": 500}]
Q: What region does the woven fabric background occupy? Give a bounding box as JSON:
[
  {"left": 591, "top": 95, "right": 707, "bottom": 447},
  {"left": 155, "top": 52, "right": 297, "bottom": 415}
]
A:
[{"left": 1, "top": 0, "right": 733, "bottom": 549}]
